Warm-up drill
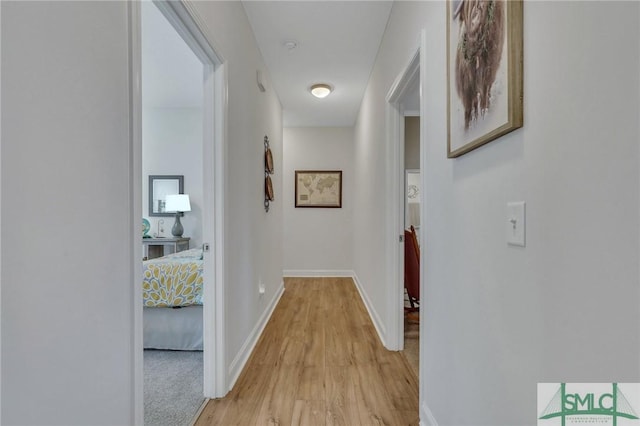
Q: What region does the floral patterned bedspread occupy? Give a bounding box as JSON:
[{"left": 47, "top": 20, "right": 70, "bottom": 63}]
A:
[{"left": 142, "top": 248, "right": 204, "bottom": 307}]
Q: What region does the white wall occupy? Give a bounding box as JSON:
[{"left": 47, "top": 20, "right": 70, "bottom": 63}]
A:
[
  {"left": 355, "top": 1, "right": 640, "bottom": 425},
  {"left": 190, "top": 1, "right": 284, "bottom": 388},
  {"left": 1, "top": 0, "right": 284, "bottom": 422},
  {"left": 405, "top": 116, "right": 419, "bottom": 170},
  {"left": 1, "top": 2, "right": 134, "bottom": 424},
  {"left": 142, "top": 107, "right": 204, "bottom": 248},
  {"left": 283, "top": 127, "right": 354, "bottom": 275},
  {"left": 352, "top": 0, "right": 425, "bottom": 347}
]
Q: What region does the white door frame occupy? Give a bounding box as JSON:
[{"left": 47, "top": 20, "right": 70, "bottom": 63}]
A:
[
  {"left": 130, "top": 1, "right": 228, "bottom": 423},
  {"left": 384, "top": 32, "right": 424, "bottom": 352},
  {"left": 0, "top": 2, "right": 3, "bottom": 421}
]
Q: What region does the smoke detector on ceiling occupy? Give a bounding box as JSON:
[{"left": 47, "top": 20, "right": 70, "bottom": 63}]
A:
[{"left": 283, "top": 40, "right": 298, "bottom": 51}]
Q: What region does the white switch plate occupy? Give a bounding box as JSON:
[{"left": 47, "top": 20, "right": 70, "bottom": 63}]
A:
[{"left": 507, "top": 201, "right": 526, "bottom": 247}]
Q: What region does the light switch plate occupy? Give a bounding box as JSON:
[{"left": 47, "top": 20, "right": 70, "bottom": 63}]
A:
[{"left": 507, "top": 201, "right": 526, "bottom": 247}]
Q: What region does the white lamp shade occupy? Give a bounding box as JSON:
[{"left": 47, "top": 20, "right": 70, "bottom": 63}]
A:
[{"left": 165, "top": 194, "right": 191, "bottom": 212}]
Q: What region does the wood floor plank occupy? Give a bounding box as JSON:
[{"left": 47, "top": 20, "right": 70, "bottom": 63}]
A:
[
  {"left": 212, "top": 397, "right": 261, "bottom": 426},
  {"left": 325, "top": 366, "right": 361, "bottom": 426},
  {"left": 232, "top": 362, "right": 277, "bottom": 400},
  {"left": 254, "top": 364, "right": 303, "bottom": 425},
  {"left": 195, "top": 398, "right": 230, "bottom": 425},
  {"left": 195, "top": 277, "right": 418, "bottom": 426},
  {"left": 325, "top": 321, "right": 354, "bottom": 367},
  {"left": 291, "top": 400, "right": 325, "bottom": 426},
  {"left": 352, "top": 363, "right": 403, "bottom": 426},
  {"left": 303, "top": 288, "right": 326, "bottom": 368},
  {"left": 208, "top": 369, "right": 274, "bottom": 424},
  {"left": 297, "top": 366, "right": 325, "bottom": 400},
  {"left": 380, "top": 361, "right": 419, "bottom": 410}
]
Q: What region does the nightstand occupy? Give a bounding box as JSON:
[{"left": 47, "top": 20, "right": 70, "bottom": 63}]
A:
[{"left": 142, "top": 237, "right": 190, "bottom": 260}]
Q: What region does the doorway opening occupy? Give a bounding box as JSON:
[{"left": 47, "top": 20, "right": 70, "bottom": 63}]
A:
[
  {"left": 385, "top": 42, "right": 422, "bottom": 380},
  {"left": 131, "top": 1, "right": 227, "bottom": 424},
  {"left": 403, "top": 115, "right": 421, "bottom": 377},
  {"left": 141, "top": 2, "right": 205, "bottom": 424}
]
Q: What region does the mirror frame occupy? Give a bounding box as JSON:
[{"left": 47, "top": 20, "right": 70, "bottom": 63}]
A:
[{"left": 149, "top": 175, "right": 184, "bottom": 217}]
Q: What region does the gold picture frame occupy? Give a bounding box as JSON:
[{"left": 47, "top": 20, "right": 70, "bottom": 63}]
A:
[
  {"left": 447, "top": 0, "right": 523, "bottom": 158},
  {"left": 295, "top": 170, "right": 342, "bottom": 208}
]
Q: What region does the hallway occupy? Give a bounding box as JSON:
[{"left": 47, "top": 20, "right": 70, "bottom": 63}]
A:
[{"left": 195, "top": 277, "right": 419, "bottom": 425}]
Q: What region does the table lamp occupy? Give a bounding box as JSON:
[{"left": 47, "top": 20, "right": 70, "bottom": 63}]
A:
[{"left": 165, "top": 194, "right": 191, "bottom": 237}]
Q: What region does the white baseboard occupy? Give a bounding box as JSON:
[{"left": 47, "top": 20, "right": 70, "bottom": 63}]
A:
[
  {"left": 351, "top": 272, "right": 387, "bottom": 347},
  {"left": 421, "top": 402, "right": 439, "bottom": 426},
  {"left": 226, "top": 281, "right": 284, "bottom": 389},
  {"left": 283, "top": 269, "right": 354, "bottom": 277}
]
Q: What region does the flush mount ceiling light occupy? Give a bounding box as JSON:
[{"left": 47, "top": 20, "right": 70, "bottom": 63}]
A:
[{"left": 310, "top": 83, "right": 332, "bottom": 99}]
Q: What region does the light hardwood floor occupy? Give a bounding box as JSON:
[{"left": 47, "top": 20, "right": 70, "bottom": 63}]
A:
[{"left": 195, "top": 277, "right": 419, "bottom": 425}]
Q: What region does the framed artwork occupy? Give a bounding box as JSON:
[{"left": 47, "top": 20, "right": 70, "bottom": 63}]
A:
[
  {"left": 447, "top": 0, "right": 523, "bottom": 158},
  {"left": 295, "top": 170, "right": 342, "bottom": 208}
]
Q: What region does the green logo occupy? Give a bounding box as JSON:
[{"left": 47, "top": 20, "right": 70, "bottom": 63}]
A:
[{"left": 539, "top": 383, "right": 639, "bottom": 426}]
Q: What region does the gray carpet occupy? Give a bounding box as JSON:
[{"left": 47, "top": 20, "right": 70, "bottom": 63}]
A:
[{"left": 144, "top": 350, "right": 204, "bottom": 426}]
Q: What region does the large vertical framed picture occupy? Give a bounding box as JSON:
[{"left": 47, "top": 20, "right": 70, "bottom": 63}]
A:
[
  {"left": 295, "top": 170, "right": 342, "bottom": 208},
  {"left": 447, "top": 0, "right": 523, "bottom": 158}
]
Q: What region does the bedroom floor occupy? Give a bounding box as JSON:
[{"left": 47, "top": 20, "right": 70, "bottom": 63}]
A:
[
  {"left": 144, "top": 349, "right": 204, "bottom": 426},
  {"left": 403, "top": 312, "right": 419, "bottom": 377}
]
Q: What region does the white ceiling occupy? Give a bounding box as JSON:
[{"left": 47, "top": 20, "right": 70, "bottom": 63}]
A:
[
  {"left": 242, "top": 1, "right": 393, "bottom": 127},
  {"left": 142, "top": 1, "right": 396, "bottom": 127}
]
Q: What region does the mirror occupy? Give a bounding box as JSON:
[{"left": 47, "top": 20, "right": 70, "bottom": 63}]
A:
[{"left": 149, "top": 175, "right": 184, "bottom": 217}]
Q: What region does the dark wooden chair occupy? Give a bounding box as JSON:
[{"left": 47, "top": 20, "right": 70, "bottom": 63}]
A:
[{"left": 404, "top": 225, "right": 420, "bottom": 312}]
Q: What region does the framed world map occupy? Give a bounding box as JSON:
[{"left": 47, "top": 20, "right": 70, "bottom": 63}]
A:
[{"left": 295, "top": 170, "right": 342, "bottom": 208}]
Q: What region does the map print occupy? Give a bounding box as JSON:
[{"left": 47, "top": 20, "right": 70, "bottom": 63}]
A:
[{"left": 296, "top": 171, "right": 341, "bottom": 207}]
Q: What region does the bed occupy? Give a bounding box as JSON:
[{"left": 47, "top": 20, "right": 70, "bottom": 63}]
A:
[{"left": 143, "top": 248, "right": 204, "bottom": 350}]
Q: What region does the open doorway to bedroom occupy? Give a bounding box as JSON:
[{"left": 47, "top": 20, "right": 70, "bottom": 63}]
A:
[
  {"left": 141, "top": 2, "right": 205, "bottom": 424},
  {"left": 403, "top": 115, "right": 421, "bottom": 378},
  {"left": 386, "top": 46, "right": 422, "bottom": 381},
  {"left": 138, "top": 1, "right": 224, "bottom": 424}
]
